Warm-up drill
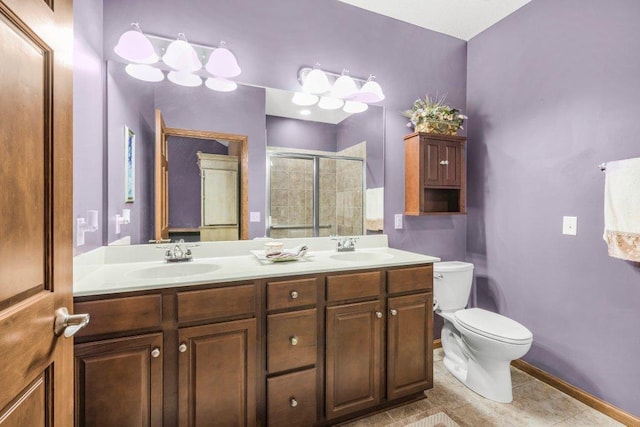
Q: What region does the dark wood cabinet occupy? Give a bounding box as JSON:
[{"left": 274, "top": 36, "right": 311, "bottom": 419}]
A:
[
  {"left": 325, "top": 300, "right": 383, "bottom": 419},
  {"left": 405, "top": 132, "right": 467, "bottom": 214},
  {"left": 387, "top": 293, "right": 433, "bottom": 400},
  {"left": 74, "top": 333, "right": 163, "bottom": 427},
  {"left": 178, "top": 318, "right": 256, "bottom": 427}
]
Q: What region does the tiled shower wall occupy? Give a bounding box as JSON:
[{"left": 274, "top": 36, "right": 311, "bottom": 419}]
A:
[{"left": 336, "top": 143, "right": 365, "bottom": 236}]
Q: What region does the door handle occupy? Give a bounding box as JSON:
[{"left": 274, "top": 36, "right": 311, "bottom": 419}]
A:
[{"left": 54, "top": 307, "right": 90, "bottom": 338}]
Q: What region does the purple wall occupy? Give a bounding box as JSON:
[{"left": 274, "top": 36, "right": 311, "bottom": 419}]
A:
[
  {"left": 467, "top": 0, "right": 640, "bottom": 416},
  {"left": 107, "top": 62, "right": 155, "bottom": 245},
  {"left": 168, "top": 137, "right": 228, "bottom": 228},
  {"left": 73, "top": 0, "right": 104, "bottom": 254},
  {"left": 101, "top": 0, "right": 468, "bottom": 258},
  {"left": 266, "top": 116, "right": 337, "bottom": 152}
]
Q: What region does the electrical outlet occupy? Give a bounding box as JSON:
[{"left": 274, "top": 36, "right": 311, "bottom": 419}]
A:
[
  {"left": 250, "top": 212, "right": 261, "bottom": 222},
  {"left": 394, "top": 214, "right": 403, "bottom": 229},
  {"left": 562, "top": 216, "right": 577, "bottom": 235}
]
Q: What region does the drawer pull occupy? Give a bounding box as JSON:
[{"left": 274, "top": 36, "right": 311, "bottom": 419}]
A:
[
  {"left": 375, "top": 311, "right": 383, "bottom": 319},
  {"left": 290, "top": 336, "right": 299, "bottom": 346},
  {"left": 390, "top": 309, "right": 398, "bottom": 316},
  {"left": 290, "top": 397, "right": 298, "bottom": 408},
  {"left": 290, "top": 290, "right": 299, "bottom": 299},
  {"left": 151, "top": 347, "right": 161, "bottom": 358},
  {"left": 178, "top": 343, "right": 187, "bottom": 353}
]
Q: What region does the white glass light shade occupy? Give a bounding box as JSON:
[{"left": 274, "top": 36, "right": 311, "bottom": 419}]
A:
[
  {"left": 353, "top": 75, "right": 385, "bottom": 103},
  {"left": 302, "top": 67, "right": 331, "bottom": 94},
  {"left": 291, "top": 92, "right": 319, "bottom": 106},
  {"left": 206, "top": 42, "right": 241, "bottom": 78},
  {"left": 343, "top": 100, "right": 368, "bottom": 114},
  {"left": 332, "top": 74, "right": 358, "bottom": 99},
  {"left": 114, "top": 24, "right": 158, "bottom": 64},
  {"left": 300, "top": 109, "right": 311, "bottom": 116},
  {"left": 205, "top": 77, "right": 238, "bottom": 92},
  {"left": 167, "top": 71, "right": 202, "bottom": 87},
  {"left": 162, "top": 36, "right": 202, "bottom": 72},
  {"left": 125, "top": 64, "right": 164, "bottom": 82},
  {"left": 318, "top": 96, "right": 344, "bottom": 110}
]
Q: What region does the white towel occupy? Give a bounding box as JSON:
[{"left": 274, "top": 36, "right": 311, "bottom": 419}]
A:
[
  {"left": 366, "top": 187, "right": 384, "bottom": 231},
  {"left": 603, "top": 157, "right": 640, "bottom": 262}
]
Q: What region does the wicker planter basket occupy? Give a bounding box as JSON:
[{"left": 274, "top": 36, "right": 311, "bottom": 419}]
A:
[{"left": 415, "top": 120, "right": 459, "bottom": 136}]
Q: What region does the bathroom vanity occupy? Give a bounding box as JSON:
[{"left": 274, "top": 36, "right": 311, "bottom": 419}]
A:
[{"left": 72, "top": 237, "right": 438, "bottom": 426}]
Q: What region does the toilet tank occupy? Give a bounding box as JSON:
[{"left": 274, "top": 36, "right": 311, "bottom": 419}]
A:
[{"left": 433, "top": 261, "right": 474, "bottom": 312}]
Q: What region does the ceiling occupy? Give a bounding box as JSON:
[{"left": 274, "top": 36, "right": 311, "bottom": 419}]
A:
[{"left": 337, "top": 0, "right": 531, "bottom": 41}]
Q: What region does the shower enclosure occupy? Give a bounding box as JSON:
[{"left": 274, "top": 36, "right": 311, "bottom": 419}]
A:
[{"left": 267, "top": 152, "right": 365, "bottom": 238}]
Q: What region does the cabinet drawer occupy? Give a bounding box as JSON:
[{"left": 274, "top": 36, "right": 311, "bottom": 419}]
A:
[
  {"left": 387, "top": 265, "right": 433, "bottom": 294},
  {"left": 177, "top": 283, "right": 255, "bottom": 324},
  {"left": 74, "top": 294, "right": 162, "bottom": 338},
  {"left": 267, "top": 278, "right": 317, "bottom": 311},
  {"left": 268, "top": 309, "right": 317, "bottom": 373},
  {"left": 268, "top": 368, "right": 317, "bottom": 427},
  {"left": 326, "top": 271, "right": 382, "bottom": 302}
]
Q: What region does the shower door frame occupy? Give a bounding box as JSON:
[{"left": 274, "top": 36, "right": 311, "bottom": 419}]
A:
[{"left": 266, "top": 151, "right": 366, "bottom": 238}]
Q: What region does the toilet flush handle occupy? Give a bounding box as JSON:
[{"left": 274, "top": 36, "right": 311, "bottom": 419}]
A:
[
  {"left": 432, "top": 299, "right": 439, "bottom": 312},
  {"left": 434, "top": 273, "right": 444, "bottom": 279}
]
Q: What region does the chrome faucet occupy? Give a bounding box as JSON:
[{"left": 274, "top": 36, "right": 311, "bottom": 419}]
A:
[
  {"left": 332, "top": 236, "right": 359, "bottom": 252},
  {"left": 159, "top": 239, "right": 197, "bottom": 262}
]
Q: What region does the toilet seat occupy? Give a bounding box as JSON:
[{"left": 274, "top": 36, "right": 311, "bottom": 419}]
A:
[{"left": 454, "top": 308, "right": 532, "bottom": 345}]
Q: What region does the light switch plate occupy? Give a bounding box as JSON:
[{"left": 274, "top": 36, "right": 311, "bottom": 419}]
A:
[
  {"left": 250, "top": 212, "right": 261, "bottom": 222},
  {"left": 562, "top": 216, "right": 577, "bottom": 235},
  {"left": 394, "top": 214, "right": 403, "bottom": 229}
]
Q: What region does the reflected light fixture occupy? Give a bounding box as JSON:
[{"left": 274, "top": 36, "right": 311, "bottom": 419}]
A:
[
  {"left": 353, "top": 75, "right": 385, "bottom": 103},
  {"left": 292, "top": 92, "right": 319, "bottom": 106},
  {"left": 206, "top": 41, "right": 241, "bottom": 78},
  {"left": 300, "top": 109, "right": 311, "bottom": 116},
  {"left": 167, "top": 71, "right": 202, "bottom": 87},
  {"left": 162, "top": 33, "right": 202, "bottom": 72},
  {"left": 343, "top": 100, "right": 368, "bottom": 114},
  {"left": 205, "top": 77, "right": 238, "bottom": 92},
  {"left": 318, "top": 96, "right": 344, "bottom": 110},
  {"left": 125, "top": 64, "right": 164, "bottom": 82},
  {"left": 302, "top": 64, "right": 331, "bottom": 94},
  {"left": 114, "top": 23, "right": 158, "bottom": 64}
]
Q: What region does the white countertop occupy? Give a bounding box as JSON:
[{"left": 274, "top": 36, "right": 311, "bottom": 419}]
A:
[{"left": 74, "top": 236, "right": 440, "bottom": 297}]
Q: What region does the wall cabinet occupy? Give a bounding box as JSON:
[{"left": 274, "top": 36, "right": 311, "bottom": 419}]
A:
[
  {"left": 405, "top": 132, "right": 467, "bottom": 214},
  {"left": 74, "top": 264, "right": 433, "bottom": 426}
]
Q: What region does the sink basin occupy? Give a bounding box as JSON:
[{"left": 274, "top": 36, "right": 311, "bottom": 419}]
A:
[
  {"left": 127, "top": 263, "right": 220, "bottom": 280},
  {"left": 329, "top": 251, "right": 394, "bottom": 263}
]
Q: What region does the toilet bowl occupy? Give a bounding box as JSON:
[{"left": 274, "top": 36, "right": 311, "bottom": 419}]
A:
[{"left": 434, "top": 262, "right": 533, "bottom": 403}]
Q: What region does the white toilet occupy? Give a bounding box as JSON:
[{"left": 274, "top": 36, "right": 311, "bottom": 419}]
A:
[{"left": 433, "top": 261, "right": 533, "bottom": 403}]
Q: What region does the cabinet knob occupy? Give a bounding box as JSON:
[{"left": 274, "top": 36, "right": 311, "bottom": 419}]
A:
[
  {"left": 290, "top": 290, "right": 299, "bottom": 299},
  {"left": 290, "top": 336, "right": 299, "bottom": 346},
  {"left": 151, "top": 347, "right": 161, "bottom": 358},
  {"left": 390, "top": 309, "right": 398, "bottom": 316},
  {"left": 290, "top": 398, "right": 298, "bottom": 408},
  {"left": 178, "top": 343, "right": 187, "bottom": 353},
  {"left": 375, "top": 311, "right": 383, "bottom": 319},
  {"left": 439, "top": 160, "right": 449, "bottom": 165}
]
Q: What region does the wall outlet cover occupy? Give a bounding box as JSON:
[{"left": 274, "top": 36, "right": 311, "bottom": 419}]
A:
[
  {"left": 562, "top": 216, "right": 577, "bottom": 235},
  {"left": 394, "top": 214, "right": 403, "bottom": 229},
  {"left": 250, "top": 211, "right": 261, "bottom": 222}
]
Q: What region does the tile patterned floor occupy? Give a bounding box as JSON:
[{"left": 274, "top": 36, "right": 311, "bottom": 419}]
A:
[{"left": 341, "top": 348, "right": 624, "bottom": 427}]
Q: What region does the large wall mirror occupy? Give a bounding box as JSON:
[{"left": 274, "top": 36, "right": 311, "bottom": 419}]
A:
[{"left": 104, "top": 60, "right": 384, "bottom": 244}]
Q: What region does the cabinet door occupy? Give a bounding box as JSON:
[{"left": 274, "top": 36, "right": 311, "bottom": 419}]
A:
[
  {"left": 326, "top": 300, "right": 382, "bottom": 419},
  {"left": 441, "top": 141, "right": 462, "bottom": 187},
  {"left": 75, "top": 333, "right": 163, "bottom": 427},
  {"left": 387, "top": 293, "right": 433, "bottom": 400},
  {"left": 424, "top": 139, "right": 442, "bottom": 186},
  {"left": 178, "top": 319, "right": 256, "bottom": 427},
  {"left": 203, "top": 169, "right": 238, "bottom": 225}
]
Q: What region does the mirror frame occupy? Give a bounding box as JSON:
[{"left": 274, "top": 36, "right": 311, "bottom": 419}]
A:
[{"left": 155, "top": 113, "right": 249, "bottom": 241}]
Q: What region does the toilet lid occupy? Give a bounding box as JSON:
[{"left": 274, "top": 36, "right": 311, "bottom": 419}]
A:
[{"left": 454, "top": 308, "right": 533, "bottom": 344}]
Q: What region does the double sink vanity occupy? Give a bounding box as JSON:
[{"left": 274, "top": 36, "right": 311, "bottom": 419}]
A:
[{"left": 73, "top": 235, "right": 439, "bottom": 426}]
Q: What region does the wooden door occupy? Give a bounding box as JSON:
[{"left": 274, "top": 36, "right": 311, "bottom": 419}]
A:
[
  {"left": 325, "top": 300, "right": 382, "bottom": 419},
  {"left": 0, "top": 0, "right": 74, "bottom": 425},
  {"left": 155, "top": 109, "right": 169, "bottom": 240},
  {"left": 441, "top": 141, "right": 461, "bottom": 187},
  {"left": 387, "top": 293, "right": 433, "bottom": 400},
  {"left": 74, "top": 333, "right": 163, "bottom": 427},
  {"left": 178, "top": 319, "right": 256, "bottom": 427},
  {"left": 423, "top": 139, "right": 442, "bottom": 186}
]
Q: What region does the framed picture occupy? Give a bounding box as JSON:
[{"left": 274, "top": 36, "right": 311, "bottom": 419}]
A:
[{"left": 124, "top": 125, "right": 135, "bottom": 203}]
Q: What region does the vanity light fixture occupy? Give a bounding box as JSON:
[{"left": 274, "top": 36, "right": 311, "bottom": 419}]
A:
[
  {"left": 114, "top": 23, "right": 158, "bottom": 64},
  {"left": 114, "top": 25, "right": 242, "bottom": 91},
  {"left": 295, "top": 65, "right": 384, "bottom": 114}
]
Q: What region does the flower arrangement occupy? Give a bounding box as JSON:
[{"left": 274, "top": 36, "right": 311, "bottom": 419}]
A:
[{"left": 402, "top": 95, "right": 467, "bottom": 135}]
